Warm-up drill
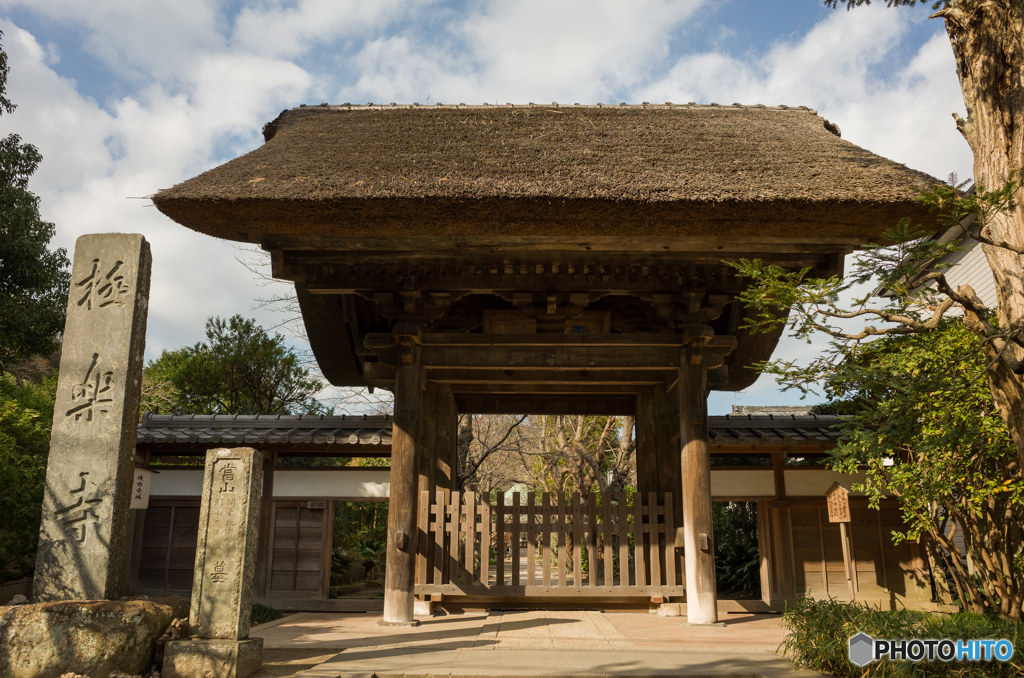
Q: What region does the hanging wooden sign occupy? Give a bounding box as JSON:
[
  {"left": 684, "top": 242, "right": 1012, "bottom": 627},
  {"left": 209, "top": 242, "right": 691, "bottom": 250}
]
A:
[{"left": 826, "top": 482, "right": 850, "bottom": 523}]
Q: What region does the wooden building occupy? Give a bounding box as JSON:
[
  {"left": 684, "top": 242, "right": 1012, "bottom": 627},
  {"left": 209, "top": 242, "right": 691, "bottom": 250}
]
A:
[
  {"left": 130, "top": 413, "right": 938, "bottom": 615},
  {"left": 152, "top": 103, "right": 941, "bottom": 624}
]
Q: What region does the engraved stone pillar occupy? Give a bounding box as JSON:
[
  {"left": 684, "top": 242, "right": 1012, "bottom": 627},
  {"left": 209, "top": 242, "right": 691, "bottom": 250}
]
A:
[
  {"left": 163, "top": 447, "right": 264, "bottom": 678},
  {"left": 34, "top": 233, "right": 151, "bottom": 602}
]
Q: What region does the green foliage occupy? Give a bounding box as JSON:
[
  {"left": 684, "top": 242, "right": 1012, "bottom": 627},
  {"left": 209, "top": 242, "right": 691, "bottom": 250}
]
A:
[
  {"left": 782, "top": 597, "right": 1024, "bottom": 677},
  {"left": 330, "top": 501, "right": 388, "bottom": 592},
  {"left": 145, "top": 315, "right": 327, "bottom": 415},
  {"left": 713, "top": 502, "right": 761, "bottom": 596},
  {"left": 250, "top": 602, "right": 285, "bottom": 625},
  {"left": 822, "top": 321, "right": 1024, "bottom": 615},
  {"left": 0, "top": 371, "right": 57, "bottom": 583},
  {"left": 0, "top": 31, "right": 70, "bottom": 370}
]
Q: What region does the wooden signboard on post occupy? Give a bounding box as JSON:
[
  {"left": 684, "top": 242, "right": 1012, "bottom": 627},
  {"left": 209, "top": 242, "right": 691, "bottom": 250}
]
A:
[{"left": 826, "top": 482, "right": 855, "bottom": 601}]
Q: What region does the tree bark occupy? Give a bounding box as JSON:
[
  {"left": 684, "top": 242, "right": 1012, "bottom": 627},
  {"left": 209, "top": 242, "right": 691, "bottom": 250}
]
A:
[{"left": 943, "top": 0, "right": 1024, "bottom": 466}]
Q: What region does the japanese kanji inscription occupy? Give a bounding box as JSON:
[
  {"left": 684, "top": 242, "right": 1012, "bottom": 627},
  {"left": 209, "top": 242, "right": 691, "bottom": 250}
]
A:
[
  {"left": 34, "top": 234, "right": 151, "bottom": 602},
  {"left": 190, "top": 447, "right": 263, "bottom": 640}
]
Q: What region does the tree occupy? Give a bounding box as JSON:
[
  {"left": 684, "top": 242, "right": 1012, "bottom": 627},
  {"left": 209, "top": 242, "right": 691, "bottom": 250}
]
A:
[
  {"left": 0, "top": 30, "right": 70, "bottom": 369},
  {"left": 145, "top": 314, "right": 328, "bottom": 415},
  {"left": 819, "top": 321, "right": 1024, "bottom": 618},
  {"left": 826, "top": 0, "right": 1024, "bottom": 468},
  {"left": 0, "top": 371, "right": 56, "bottom": 584}
]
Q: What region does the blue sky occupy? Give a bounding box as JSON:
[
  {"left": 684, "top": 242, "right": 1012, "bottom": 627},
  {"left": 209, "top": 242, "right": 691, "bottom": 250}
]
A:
[{"left": 0, "top": 0, "right": 972, "bottom": 414}]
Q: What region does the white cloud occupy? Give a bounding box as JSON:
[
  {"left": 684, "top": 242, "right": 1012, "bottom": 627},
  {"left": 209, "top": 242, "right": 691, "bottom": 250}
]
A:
[
  {"left": 634, "top": 5, "right": 971, "bottom": 180},
  {"left": 341, "top": 0, "right": 710, "bottom": 104}
]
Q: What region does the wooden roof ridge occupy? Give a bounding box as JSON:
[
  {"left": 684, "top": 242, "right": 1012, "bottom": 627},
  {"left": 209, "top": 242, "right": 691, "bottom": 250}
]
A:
[{"left": 263, "top": 101, "right": 822, "bottom": 141}]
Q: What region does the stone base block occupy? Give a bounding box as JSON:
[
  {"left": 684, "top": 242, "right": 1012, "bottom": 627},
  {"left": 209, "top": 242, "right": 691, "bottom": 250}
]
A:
[
  {"left": 413, "top": 599, "right": 438, "bottom": 617},
  {"left": 163, "top": 638, "right": 263, "bottom": 678}
]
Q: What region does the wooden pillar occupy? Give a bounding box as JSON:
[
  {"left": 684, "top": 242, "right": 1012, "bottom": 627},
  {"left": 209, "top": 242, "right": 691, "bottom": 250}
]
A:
[
  {"left": 769, "top": 452, "right": 797, "bottom": 605},
  {"left": 418, "top": 382, "right": 439, "bottom": 499},
  {"left": 635, "top": 390, "right": 659, "bottom": 498},
  {"left": 435, "top": 386, "right": 457, "bottom": 491},
  {"left": 383, "top": 330, "right": 424, "bottom": 625},
  {"left": 679, "top": 350, "right": 718, "bottom": 625},
  {"left": 254, "top": 450, "right": 276, "bottom": 598}
]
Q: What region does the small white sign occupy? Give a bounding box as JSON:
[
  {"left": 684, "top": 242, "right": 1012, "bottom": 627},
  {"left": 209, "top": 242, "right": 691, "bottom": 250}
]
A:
[{"left": 130, "top": 468, "right": 153, "bottom": 509}]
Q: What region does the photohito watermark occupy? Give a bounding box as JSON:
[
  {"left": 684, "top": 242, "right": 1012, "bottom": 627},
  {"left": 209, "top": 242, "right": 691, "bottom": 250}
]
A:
[{"left": 848, "top": 632, "right": 1014, "bottom": 667}]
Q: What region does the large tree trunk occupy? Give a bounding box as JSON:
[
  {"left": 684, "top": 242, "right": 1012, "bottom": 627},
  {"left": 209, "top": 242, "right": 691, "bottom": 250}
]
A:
[{"left": 943, "top": 0, "right": 1024, "bottom": 466}]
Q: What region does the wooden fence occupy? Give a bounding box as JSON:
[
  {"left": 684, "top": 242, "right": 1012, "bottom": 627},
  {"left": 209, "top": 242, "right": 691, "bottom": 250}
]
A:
[{"left": 415, "top": 490, "right": 685, "bottom": 597}]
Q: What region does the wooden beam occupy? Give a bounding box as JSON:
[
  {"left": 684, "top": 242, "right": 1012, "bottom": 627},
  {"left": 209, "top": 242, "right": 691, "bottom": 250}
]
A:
[
  {"left": 266, "top": 234, "right": 864, "bottom": 254},
  {"left": 448, "top": 383, "right": 648, "bottom": 395},
  {"left": 413, "top": 584, "right": 687, "bottom": 597},
  {"left": 378, "top": 333, "right": 710, "bottom": 349},
  {"left": 429, "top": 368, "right": 673, "bottom": 386},
  {"left": 454, "top": 394, "right": 635, "bottom": 415}
]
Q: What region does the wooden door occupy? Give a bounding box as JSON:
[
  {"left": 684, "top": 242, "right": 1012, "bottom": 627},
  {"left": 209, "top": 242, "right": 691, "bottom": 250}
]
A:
[
  {"left": 134, "top": 501, "right": 201, "bottom": 594},
  {"left": 268, "top": 501, "right": 332, "bottom": 599}
]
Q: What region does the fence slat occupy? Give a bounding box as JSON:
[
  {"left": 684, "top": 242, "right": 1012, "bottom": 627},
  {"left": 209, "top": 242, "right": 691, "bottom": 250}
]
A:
[
  {"left": 649, "top": 492, "right": 661, "bottom": 587},
  {"left": 495, "top": 496, "right": 505, "bottom": 586},
  {"left": 527, "top": 492, "right": 537, "bottom": 586},
  {"left": 587, "top": 496, "right": 598, "bottom": 587},
  {"left": 434, "top": 490, "right": 445, "bottom": 584},
  {"left": 480, "top": 493, "right": 491, "bottom": 588},
  {"left": 449, "top": 491, "right": 461, "bottom": 585},
  {"left": 557, "top": 491, "right": 567, "bottom": 587},
  {"left": 573, "top": 492, "right": 583, "bottom": 587},
  {"left": 511, "top": 492, "right": 521, "bottom": 586},
  {"left": 465, "top": 490, "right": 476, "bottom": 585},
  {"left": 542, "top": 492, "right": 552, "bottom": 586},
  {"left": 618, "top": 494, "right": 629, "bottom": 586},
  {"left": 418, "top": 490, "right": 430, "bottom": 585},
  {"left": 664, "top": 492, "right": 676, "bottom": 587},
  {"left": 633, "top": 492, "right": 646, "bottom": 587},
  {"left": 598, "top": 491, "right": 606, "bottom": 585}
]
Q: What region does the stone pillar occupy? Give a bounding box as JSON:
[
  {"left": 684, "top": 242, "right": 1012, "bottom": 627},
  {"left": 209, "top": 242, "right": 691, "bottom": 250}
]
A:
[
  {"left": 164, "top": 447, "right": 264, "bottom": 678},
  {"left": 679, "top": 349, "right": 719, "bottom": 625},
  {"left": 34, "top": 233, "right": 151, "bottom": 602},
  {"left": 383, "top": 327, "right": 424, "bottom": 625}
]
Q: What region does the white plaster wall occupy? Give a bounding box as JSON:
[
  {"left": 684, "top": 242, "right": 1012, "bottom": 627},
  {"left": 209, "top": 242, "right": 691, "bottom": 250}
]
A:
[
  {"left": 148, "top": 468, "right": 390, "bottom": 499},
  {"left": 150, "top": 469, "right": 204, "bottom": 496},
  {"left": 709, "top": 470, "right": 774, "bottom": 498},
  {"left": 273, "top": 469, "right": 390, "bottom": 499},
  {"left": 784, "top": 469, "right": 867, "bottom": 496}
]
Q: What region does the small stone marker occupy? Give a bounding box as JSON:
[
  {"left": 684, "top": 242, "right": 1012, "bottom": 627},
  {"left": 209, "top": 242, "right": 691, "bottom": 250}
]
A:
[
  {"left": 34, "top": 233, "right": 151, "bottom": 602},
  {"left": 164, "top": 447, "right": 264, "bottom": 678}
]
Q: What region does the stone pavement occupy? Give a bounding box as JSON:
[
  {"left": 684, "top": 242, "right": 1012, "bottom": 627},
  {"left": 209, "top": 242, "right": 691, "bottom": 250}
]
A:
[{"left": 251, "top": 611, "right": 823, "bottom": 677}]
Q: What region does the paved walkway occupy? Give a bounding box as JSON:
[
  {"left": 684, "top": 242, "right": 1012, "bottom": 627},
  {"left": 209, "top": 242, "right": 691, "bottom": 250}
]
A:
[{"left": 252, "top": 611, "right": 822, "bottom": 677}]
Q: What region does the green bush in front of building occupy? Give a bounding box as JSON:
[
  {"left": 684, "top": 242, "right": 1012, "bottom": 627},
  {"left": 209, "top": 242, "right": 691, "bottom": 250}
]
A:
[{"left": 781, "top": 597, "right": 1024, "bottom": 677}]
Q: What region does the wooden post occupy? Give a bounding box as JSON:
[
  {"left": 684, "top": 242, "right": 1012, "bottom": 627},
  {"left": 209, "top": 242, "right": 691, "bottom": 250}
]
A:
[
  {"left": 254, "top": 450, "right": 276, "bottom": 598},
  {"left": 826, "top": 482, "right": 854, "bottom": 602},
  {"left": 435, "top": 386, "right": 457, "bottom": 491},
  {"left": 418, "top": 382, "right": 439, "bottom": 499},
  {"left": 382, "top": 328, "right": 423, "bottom": 625},
  {"left": 679, "top": 350, "right": 718, "bottom": 625}
]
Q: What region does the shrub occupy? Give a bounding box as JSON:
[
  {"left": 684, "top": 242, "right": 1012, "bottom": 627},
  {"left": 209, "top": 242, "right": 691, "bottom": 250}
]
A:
[{"left": 781, "top": 597, "right": 1024, "bottom": 677}]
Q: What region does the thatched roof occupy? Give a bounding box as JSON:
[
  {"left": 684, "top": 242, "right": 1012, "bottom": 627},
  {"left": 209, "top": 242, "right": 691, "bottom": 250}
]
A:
[{"left": 152, "top": 103, "right": 941, "bottom": 243}]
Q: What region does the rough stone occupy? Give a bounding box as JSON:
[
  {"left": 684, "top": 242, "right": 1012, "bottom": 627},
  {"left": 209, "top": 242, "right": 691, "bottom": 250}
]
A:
[
  {"left": 6, "top": 594, "right": 28, "bottom": 605},
  {"left": 34, "top": 233, "right": 152, "bottom": 602},
  {"left": 190, "top": 447, "right": 263, "bottom": 641},
  {"left": 0, "top": 596, "right": 186, "bottom": 678},
  {"left": 162, "top": 638, "right": 263, "bottom": 678}
]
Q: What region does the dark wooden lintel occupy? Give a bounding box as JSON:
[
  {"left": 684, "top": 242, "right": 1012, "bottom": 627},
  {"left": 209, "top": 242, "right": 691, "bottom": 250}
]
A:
[{"left": 455, "top": 394, "right": 635, "bottom": 415}]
